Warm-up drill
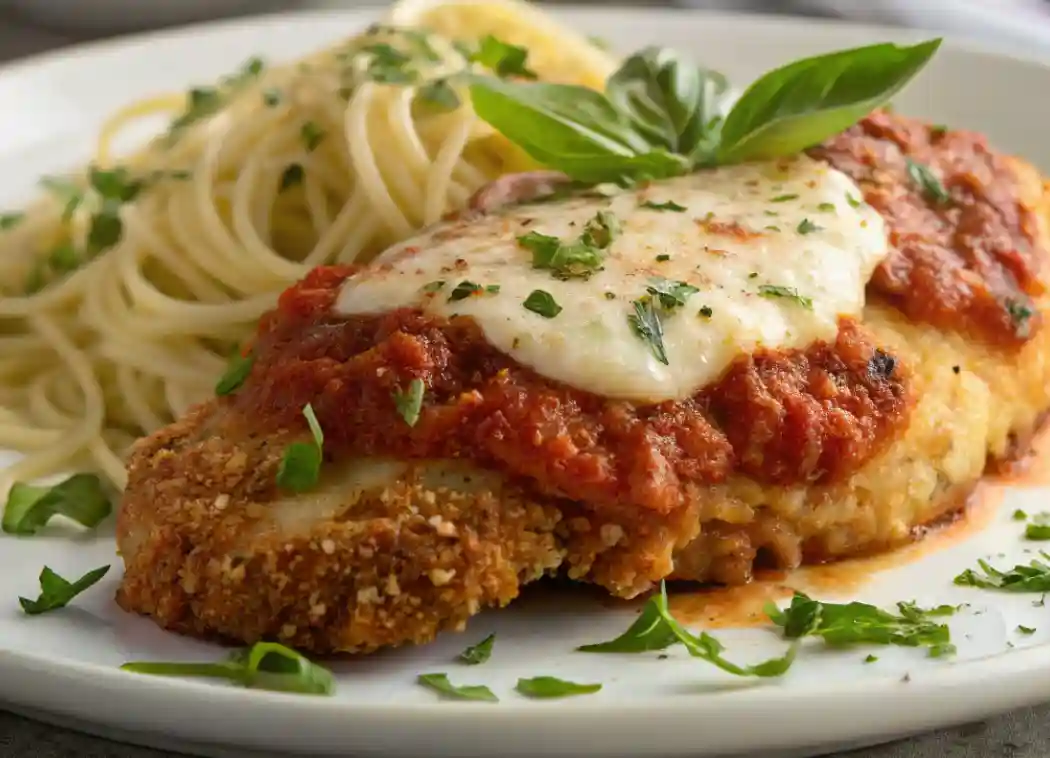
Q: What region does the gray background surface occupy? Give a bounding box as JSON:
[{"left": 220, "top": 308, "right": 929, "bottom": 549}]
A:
[{"left": 0, "top": 1, "right": 1048, "bottom": 756}]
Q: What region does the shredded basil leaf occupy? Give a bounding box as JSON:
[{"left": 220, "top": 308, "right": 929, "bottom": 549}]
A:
[
  {"left": 417, "top": 673, "right": 498, "bottom": 702},
  {"left": 276, "top": 404, "right": 324, "bottom": 492},
  {"left": 796, "top": 218, "right": 821, "bottom": 234},
  {"left": 767, "top": 592, "right": 954, "bottom": 656},
  {"left": 515, "top": 676, "right": 602, "bottom": 699},
  {"left": 641, "top": 200, "right": 687, "bottom": 212},
  {"left": 215, "top": 350, "right": 255, "bottom": 396},
  {"left": 2, "top": 474, "right": 112, "bottom": 536},
  {"left": 393, "top": 378, "right": 425, "bottom": 427},
  {"left": 956, "top": 553, "right": 1050, "bottom": 592},
  {"left": 458, "top": 633, "right": 495, "bottom": 665},
  {"left": 123, "top": 641, "right": 334, "bottom": 695},
  {"left": 19, "top": 565, "right": 110, "bottom": 615}
]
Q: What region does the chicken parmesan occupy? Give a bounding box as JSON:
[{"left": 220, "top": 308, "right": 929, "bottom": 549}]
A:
[{"left": 115, "top": 39, "right": 1050, "bottom": 655}]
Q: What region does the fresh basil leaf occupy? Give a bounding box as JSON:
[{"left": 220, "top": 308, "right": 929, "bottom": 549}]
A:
[
  {"left": 19, "top": 565, "right": 110, "bottom": 615},
  {"left": 123, "top": 642, "right": 334, "bottom": 695},
  {"left": 468, "top": 76, "right": 688, "bottom": 184},
  {"left": 515, "top": 676, "right": 601, "bottom": 698},
  {"left": 393, "top": 378, "right": 425, "bottom": 427},
  {"left": 2, "top": 473, "right": 112, "bottom": 536},
  {"left": 718, "top": 39, "right": 941, "bottom": 164},
  {"left": 606, "top": 47, "right": 731, "bottom": 158},
  {"left": 458, "top": 633, "right": 495, "bottom": 664},
  {"left": 417, "top": 673, "right": 498, "bottom": 702},
  {"left": 473, "top": 35, "right": 537, "bottom": 80}
]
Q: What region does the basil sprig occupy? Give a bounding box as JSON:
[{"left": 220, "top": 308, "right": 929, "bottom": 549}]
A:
[{"left": 468, "top": 39, "right": 940, "bottom": 183}]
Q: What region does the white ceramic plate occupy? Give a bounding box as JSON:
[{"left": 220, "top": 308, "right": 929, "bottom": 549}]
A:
[{"left": 4, "top": 8, "right": 1050, "bottom": 758}]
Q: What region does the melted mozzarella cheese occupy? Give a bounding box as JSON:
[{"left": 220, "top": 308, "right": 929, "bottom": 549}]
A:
[{"left": 335, "top": 156, "right": 888, "bottom": 403}]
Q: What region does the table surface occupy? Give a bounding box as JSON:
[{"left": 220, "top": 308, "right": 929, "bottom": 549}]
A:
[{"left": 0, "top": 2, "right": 1047, "bottom": 757}]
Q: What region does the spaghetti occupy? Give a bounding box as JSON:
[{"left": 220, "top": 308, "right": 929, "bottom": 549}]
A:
[{"left": 0, "top": 16, "right": 614, "bottom": 494}]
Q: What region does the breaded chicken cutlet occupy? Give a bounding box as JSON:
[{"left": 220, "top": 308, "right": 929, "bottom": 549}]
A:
[{"left": 116, "top": 110, "right": 1050, "bottom": 654}]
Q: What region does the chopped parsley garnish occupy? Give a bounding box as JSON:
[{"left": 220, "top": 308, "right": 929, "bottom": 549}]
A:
[
  {"left": 300, "top": 121, "right": 326, "bottom": 152},
  {"left": 48, "top": 243, "right": 79, "bottom": 272},
  {"left": 523, "top": 289, "right": 562, "bottom": 318},
  {"left": 766, "top": 592, "right": 954, "bottom": 656},
  {"left": 417, "top": 79, "right": 461, "bottom": 112},
  {"left": 906, "top": 158, "right": 951, "bottom": 205},
  {"left": 765, "top": 225, "right": 781, "bottom": 232},
  {"left": 458, "top": 633, "right": 495, "bottom": 664},
  {"left": 758, "top": 284, "right": 813, "bottom": 309},
  {"left": 817, "top": 202, "right": 836, "bottom": 212},
  {"left": 472, "top": 34, "right": 538, "bottom": 80},
  {"left": 580, "top": 582, "right": 798, "bottom": 678},
  {"left": 280, "top": 163, "right": 305, "bottom": 190},
  {"left": 646, "top": 277, "right": 698, "bottom": 309},
  {"left": 1006, "top": 298, "right": 1034, "bottom": 335},
  {"left": 0, "top": 212, "right": 23, "bottom": 230},
  {"left": 417, "top": 673, "right": 498, "bottom": 702},
  {"left": 518, "top": 228, "right": 605, "bottom": 281},
  {"left": 1027, "top": 524, "right": 1050, "bottom": 541},
  {"left": 361, "top": 43, "right": 419, "bottom": 84},
  {"left": 582, "top": 209, "right": 621, "bottom": 248},
  {"left": 846, "top": 193, "right": 862, "bottom": 208},
  {"left": 954, "top": 553, "right": 1050, "bottom": 592},
  {"left": 1018, "top": 625, "right": 1037, "bottom": 635},
  {"left": 40, "top": 176, "right": 83, "bottom": 220},
  {"left": 628, "top": 298, "right": 668, "bottom": 365},
  {"left": 1014, "top": 509, "right": 1029, "bottom": 521},
  {"left": 215, "top": 349, "right": 254, "bottom": 396},
  {"left": 448, "top": 280, "right": 495, "bottom": 302},
  {"left": 2, "top": 474, "right": 112, "bottom": 536},
  {"left": 422, "top": 280, "right": 446, "bottom": 293},
  {"left": 770, "top": 193, "right": 799, "bottom": 203},
  {"left": 19, "top": 565, "right": 110, "bottom": 615},
  {"left": 122, "top": 642, "right": 334, "bottom": 695},
  {"left": 655, "top": 254, "right": 671, "bottom": 262},
  {"left": 170, "top": 87, "right": 225, "bottom": 133},
  {"left": 262, "top": 88, "right": 282, "bottom": 106},
  {"left": 515, "top": 677, "right": 602, "bottom": 699},
  {"left": 796, "top": 218, "right": 821, "bottom": 234},
  {"left": 275, "top": 404, "right": 324, "bottom": 492},
  {"left": 864, "top": 654, "right": 878, "bottom": 663},
  {"left": 392, "top": 378, "right": 425, "bottom": 427},
  {"left": 86, "top": 210, "right": 123, "bottom": 257},
  {"left": 698, "top": 305, "right": 713, "bottom": 318},
  {"left": 641, "top": 200, "right": 687, "bottom": 212}
]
